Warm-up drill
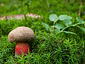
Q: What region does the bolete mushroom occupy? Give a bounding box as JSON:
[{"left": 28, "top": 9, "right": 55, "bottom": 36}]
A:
[{"left": 8, "top": 26, "right": 34, "bottom": 57}]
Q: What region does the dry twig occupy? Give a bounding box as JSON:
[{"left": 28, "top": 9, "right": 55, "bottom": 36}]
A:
[{"left": 78, "top": 0, "right": 82, "bottom": 17}]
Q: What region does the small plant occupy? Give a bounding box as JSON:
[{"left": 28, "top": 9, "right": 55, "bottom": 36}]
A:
[{"left": 42, "top": 14, "right": 85, "bottom": 35}]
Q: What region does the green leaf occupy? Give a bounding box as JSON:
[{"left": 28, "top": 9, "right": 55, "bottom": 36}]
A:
[
  {"left": 41, "top": 22, "right": 50, "bottom": 31},
  {"left": 49, "top": 14, "right": 58, "bottom": 21},
  {"left": 63, "top": 19, "right": 72, "bottom": 26},
  {"left": 77, "top": 26, "right": 85, "bottom": 32},
  {"left": 59, "top": 15, "right": 72, "bottom": 20},
  {"left": 62, "top": 31, "right": 77, "bottom": 35},
  {"left": 76, "top": 17, "right": 85, "bottom": 23},
  {"left": 54, "top": 23, "right": 65, "bottom": 30},
  {"left": 54, "top": 29, "right": 60, "bottom": 34}
]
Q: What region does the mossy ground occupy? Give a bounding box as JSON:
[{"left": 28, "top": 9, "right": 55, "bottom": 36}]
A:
[{"left": 0, "top": 0, "right": 85, "bottom": 64}]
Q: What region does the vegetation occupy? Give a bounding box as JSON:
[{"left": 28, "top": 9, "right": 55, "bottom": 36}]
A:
[{"left": 0, "top": 0, "right": 85, "bottom": 64}]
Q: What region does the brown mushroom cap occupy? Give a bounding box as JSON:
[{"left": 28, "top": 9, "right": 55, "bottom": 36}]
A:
[{"left": 8, "top": 26, "right": 34, "bottom": 43}]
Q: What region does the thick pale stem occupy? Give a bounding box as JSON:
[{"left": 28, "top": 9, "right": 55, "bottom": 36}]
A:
[{"left": 15, "top": 41, "right": 30, "bottom": 57}]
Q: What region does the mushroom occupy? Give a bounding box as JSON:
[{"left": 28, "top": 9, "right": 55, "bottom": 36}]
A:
[{"left": 8, "top": 26, "right": 34, "bottom": 57}]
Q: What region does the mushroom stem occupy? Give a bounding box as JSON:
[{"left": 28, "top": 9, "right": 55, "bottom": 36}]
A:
[{"left": 15, "top": 41, "right": 31, "bottom": 57}]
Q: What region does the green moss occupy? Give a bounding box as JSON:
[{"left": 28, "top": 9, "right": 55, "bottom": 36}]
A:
[{"left": 0, "top": 0, "right": 85, "bottom": 64}]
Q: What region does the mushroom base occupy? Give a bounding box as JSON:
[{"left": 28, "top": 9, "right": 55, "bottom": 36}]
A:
[{"left": 15, "top": 42, "right": 31, "bottom": 56}]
